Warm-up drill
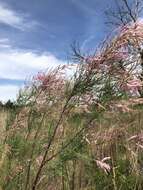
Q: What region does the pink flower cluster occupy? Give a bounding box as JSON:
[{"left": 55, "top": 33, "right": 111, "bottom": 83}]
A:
[
  {"left": 119, "top": 19, "right": 143, "bottom": 48},
  {"left": 122, "top": 78, "right": 142, "bottom": 95},
  {"left": 33, "top": 67, "right": 66, "bottom": 93},
  {"left": 34, "top": 72, "right": 46, "bottom": 82}
]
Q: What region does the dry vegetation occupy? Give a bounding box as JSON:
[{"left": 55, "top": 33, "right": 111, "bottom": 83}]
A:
[
  {"left": 0, "top": 110, "right": 7, "bottom": 129},
  {"left": 2, "top": 0, "right": 143, "bottom": 189}
]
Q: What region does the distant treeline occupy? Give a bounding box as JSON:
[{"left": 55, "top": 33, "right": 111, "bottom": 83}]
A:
[{"left": 0, "top": 100, "right": 21, "bottom": 109}]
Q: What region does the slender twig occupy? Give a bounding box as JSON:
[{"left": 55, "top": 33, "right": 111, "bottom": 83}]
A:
[
  {"left": 122, "top": 0, "right": 136, "bottom": 22},
  {"left": 24, "top": 113, "right": 46, "bottom": 190},
  {"left": 43, "top": 118, "right": 94, "bottom": 165},
  {"left": 31, "top": 95, "right": 72, "bottom": 190}
]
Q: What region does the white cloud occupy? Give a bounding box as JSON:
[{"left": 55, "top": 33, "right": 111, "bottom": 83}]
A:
[
  {"left": 0, "top": 38, "right": 67, "bottom": 100},
  {"left": 0, "top": 85, "right": 19, "bottom": 102},
  {"left": 0, "top": 37, "right": 75, "bottom": 101},
  {"left": 0, "top": 49, "right": 66, "bottom": 80},
  {"left": 0, "top": 3, "right": 37, "bottom": 30}
]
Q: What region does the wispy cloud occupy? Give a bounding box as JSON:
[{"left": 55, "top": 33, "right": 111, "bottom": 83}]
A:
[
  {"left": 0, "top": 38, "right": 11, "bottom": 49},
  {"left": 81, "top": 35, "right": 96, "bottom": 51},
  {"left": 0, "top": 3, "right": 37, "bottom": 30},
  {"left": 70, "top": 0, "right": 96, "bottom": 15}
]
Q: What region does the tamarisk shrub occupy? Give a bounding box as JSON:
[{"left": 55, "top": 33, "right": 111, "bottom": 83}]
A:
[{"left": 2, "top": 19, "right": 143, "bottom": 190}]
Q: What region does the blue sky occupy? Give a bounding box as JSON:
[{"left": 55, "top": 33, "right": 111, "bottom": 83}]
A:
[{"left": 0, "top": 0, "right": 114, "bottom": 101}]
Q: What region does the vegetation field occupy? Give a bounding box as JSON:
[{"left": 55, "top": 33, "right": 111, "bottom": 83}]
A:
[
  {"left": 1, "top": 100, "right": 143, "bottom": 190},
  {"left": 0, "top": 110, "right": 7, "bottom": 129},
  {"left": 2, "top": 0, "right": 143, "bottom": 189}
]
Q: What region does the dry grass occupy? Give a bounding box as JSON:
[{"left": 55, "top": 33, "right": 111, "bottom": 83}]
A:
[
  {"left": 0, "top": 109, "right": 7, "bottom": 137},
  {"left": 0, "top": 110, "right": 7, "bottom": 126}
]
